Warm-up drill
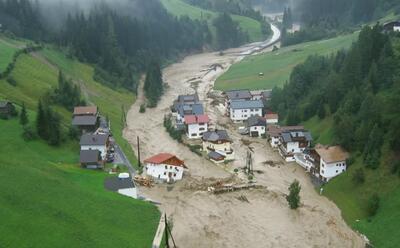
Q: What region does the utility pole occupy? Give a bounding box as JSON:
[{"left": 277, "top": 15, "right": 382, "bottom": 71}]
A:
[{"left": 137, "top": 136, "right": 141, "bottom": 168}]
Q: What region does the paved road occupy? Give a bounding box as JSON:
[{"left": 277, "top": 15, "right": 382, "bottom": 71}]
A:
[{"left": 114, "top": 144, "right": 136, "bottom": 176}]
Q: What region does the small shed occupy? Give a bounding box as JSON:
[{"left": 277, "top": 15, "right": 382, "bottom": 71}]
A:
[{"left": 0, "top": 101, "right": 16, "bottom": 117}]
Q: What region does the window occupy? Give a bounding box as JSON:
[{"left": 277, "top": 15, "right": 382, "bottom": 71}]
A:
[
  {"left": 336, "top": 170, "right": 338, "bottom": 173},
  {"left": 342, "top": 169, "right": 345, "bottom": 172},
  {"left": 174, "top": 173, "right": 177, "bottom": 177},
  {"left": 165, "top": 165, "right": 167, "bottom": 169},
  {"left": 322, "top": 170, "right": 324, "bottom": 174},
  {"left": 164, "top": 172, "right": 166, "bottom": 175},
  {"left": 191, "top": 133, "right": 197, "bottom": 137},
  {"left": 170, "top": 166, "right": 173, "bottom": 169},
  {"left": 199, "top": 128, "right": 205, "bottom": 131}
]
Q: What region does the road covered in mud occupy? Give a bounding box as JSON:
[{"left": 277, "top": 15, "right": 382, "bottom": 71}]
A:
[{"left": 123, "top": 24, "right": 365, "bottom": 248}]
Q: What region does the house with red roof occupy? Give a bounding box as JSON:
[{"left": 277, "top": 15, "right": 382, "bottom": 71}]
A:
[
  {"left": 265, "top": 112, "right": 279, "bottom": 124},
  {"left": 184, "top": 114, "right": 210, "bottom": 139},
  {"left": 144, "top": 153, "right": 187, "bottom": 182}
]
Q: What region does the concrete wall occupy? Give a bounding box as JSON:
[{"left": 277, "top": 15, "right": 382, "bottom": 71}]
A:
[
  {"left": 187, "top": 122, "right": 208, "bottom": 139},
  {"left": 146, "top": 163, "right": 184, "bottom": 181},
  {"left": 320, "top": 159, "right": 346, "bottom": 181}
]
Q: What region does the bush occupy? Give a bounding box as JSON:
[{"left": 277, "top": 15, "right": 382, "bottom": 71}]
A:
[
  {"left": 248, "top": 175, "right": 254, "bottom": 181},
  {"left": 188, "top": 145, "right": 202, "bottom": 156},
  {"left": 163, "top": 115, "right": 183, "bottom": 143},
  {"left": 0, "top": 113, "right": 9, "bottom": 120},
  {"left": 352, "top": 168, "right": 365, "bottom": 185},
  {"left": 22, "top": 125, "right": 37, "bottom": 141},
  {"left": 68, "top": 126, "right": 80, "bottom": 140},
  {"left": 390, "top": 161, "right": 400, "bottom": 176},
  {"left": 6, "top": 77, "right": 16, "bottom": 86},
  {"left": 233, "top": 168, "right": 239, "bottom": 173},
  {"left": 367, "top": 194, "right": 380, "bottom": 217},
  {"left": 286, "top": 180, "right": 301, "bottom": 209},
  {"left": 139, "top": 104, "right": 146, "bottom": 113}
]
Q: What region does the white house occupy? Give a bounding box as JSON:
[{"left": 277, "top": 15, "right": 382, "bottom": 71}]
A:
[
  {"left": 80, "top": 133, "right": 109, "bottom": 160},
  {"left": 229, "top": 100, "right": 264, "bottom": 122},
  {"left": 224, "top": 90, "right": 252, "bottom": 115},
  {"left": 144, "top": 153, "right": 187, "bottom": 182},
  {"left": 176, "top": 103, "right": 204, "bottom": 125},
  {"left": 278, "top": 129, "right": 312, "bottom": 162},
  {"left": 267, "top": 125, "right": 305, "bottom": 149},
  {"left": 315, "top": 145, "right": 349, "bottom": 182},
  {"left": 395, "top": 25, "right": 400, "bottom": 32},
  {"left": 202, "top": 130, "right": 234, "bottom": 163},
  {"left": 265, "top": 113, "right": 279, "bottom": 124},
  {"left": 184, "top": 114, "right": 209, "bottom": 139},
  {"left": 246, "top": 115, "right": 266, "bottom": 137}
]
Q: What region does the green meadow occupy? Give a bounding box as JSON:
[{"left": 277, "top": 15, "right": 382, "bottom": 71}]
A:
[
  {"left": 160, "top": 0, "right": 265, "bottom": 42},
  {"left": 215, "top": 32, "right": 358, "bottom": 91}
]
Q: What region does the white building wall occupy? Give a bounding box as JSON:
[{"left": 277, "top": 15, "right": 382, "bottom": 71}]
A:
[
  {"left": 285, "top": 142, "right": 302, "bottom": 154},
  {"left": 249, "top": 126, "right": 265, "bottom": 137},
  {"left": 269, "top": 136, "right": 280, "bottom": 148},
  {"left": 145, "top": 163, "right": 184, "bottom": 181},
  {"left": 266, "top": 119, "right": 278, "bottom": 124},
  {"left": 320, "top": 159, "right": 347, "bottom": 181},
  {"left": 394, "top": 26, "right": 400, "bottom": 32},
  {"left": 81, "top": 145, "right": 107, "bottom": 160},
  {"left": 203, "top": 141, "right": 234, "bottom": 160},
  {"left": 230, "top": 108, "right": 262, "bottom": 122},
  {"left": 187, "top": 123, "right": 208, "bottom": 139}
]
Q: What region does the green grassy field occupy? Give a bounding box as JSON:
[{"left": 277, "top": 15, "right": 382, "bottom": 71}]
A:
[
  {"left": 39, "top": 48, "right": 138, "bottom": 164},
  {"left": 0, "top": 38, "right": 19, "bottom": 73},
  {"left": 0, "top": 116, "right": 159, "bottom": 247},
  {"left": 302, "top": 116, "right": 334, "bottom": 145},
  {"left": 0, "top": 42, "right": 161, "bottom": 246},
  {"left": 160, "top": 0, "right": 264, "bottom": 42},
  {"left": 215, "top": 32, "right": 358, "bottom": 91}
]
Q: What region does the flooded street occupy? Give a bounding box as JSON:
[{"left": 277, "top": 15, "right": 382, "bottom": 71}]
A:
[{"left": 123, "top": 26, "right": 365, "bottom": 247}]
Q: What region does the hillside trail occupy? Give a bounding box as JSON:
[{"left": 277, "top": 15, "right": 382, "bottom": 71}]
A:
[{"left": 123, "top": 28, "right": 365, "bottom": 247}]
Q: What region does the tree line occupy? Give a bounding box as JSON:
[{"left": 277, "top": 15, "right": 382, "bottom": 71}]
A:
[
  {"left": 281, "top": 0, "right": 400, "bottom": 46},
  {"left": 0, "top": 0, "right": 211, "bottom": 92},
  {"left": 270, "top": 25, "right": 400, "bottom": 171}
]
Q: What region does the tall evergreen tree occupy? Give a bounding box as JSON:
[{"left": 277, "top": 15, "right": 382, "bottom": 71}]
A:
[
  {"left": 36, "top": 100, "right": 48, "bottom": 140},
  {"left": 20, "top": 102, "right": 28, "bottom": 126},
  {"left": 286, "top": 180, "right": 301, "bottom": 209}
]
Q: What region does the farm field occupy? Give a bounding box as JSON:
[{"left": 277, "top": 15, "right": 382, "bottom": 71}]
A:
[
  {"left": 215, "top": 32, "right": 358, "bottom": 91},
  {"left": 160, "top": 0, "right": 265, "bottom": 42}
]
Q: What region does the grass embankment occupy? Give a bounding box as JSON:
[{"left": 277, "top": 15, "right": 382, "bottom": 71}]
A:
[
  {"left": 0, "top": 38, "right": 20, "bottom": 72},
  {"left": 0, "top": 117, "right": 159, "bottom": 247},
  {"left": 160, "top": 0, "right": 265, "bottom": 43},
  {"left": 215, "top": 32, "right": 358, "bottom": 91},
  {"left": 39, "top": 48, "right": 137, "bottom": 164},
  {"left": 0, "top": 42, "right": 160, "bottom": 246}
]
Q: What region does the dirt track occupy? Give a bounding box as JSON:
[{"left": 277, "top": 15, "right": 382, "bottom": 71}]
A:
[{"left": 123, "top": 42, "right": 365, "bottom": 247}]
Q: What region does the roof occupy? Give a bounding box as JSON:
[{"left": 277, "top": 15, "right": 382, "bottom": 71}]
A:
[
  {"left": 177, "top": 103, "right": 204, "bottom": 117},
  {"left": 267, "top": 125, "right": 281, "bottom": 137},
  {"left": 246, "top": 115, "right": 266, "bottom": 127},
  {"left": 262, "top": 90, "right": 272, "bottom": 98},
  {"left": 80, "top": 133, "right": 109, "bottom": 146},
  {"left": 144, "top": 153, "right": 186, "bottom": 167},
  {"left": 80, "top": 150, "right": 100, "bottom": 163},
  {"left": 208, "top": 151, "right": 225, "bottom": 161},
  {"left": 281, "top": 126, "right": 304, "bottom": 132},
  {"left": 202, "top": 130, "right": 231, "bottom": 142},
  {"left": 72, "top": 115, "right": 98, "bottom": 126},
  {"left": 265, "top": 113, "right": 279, "bottom": 120},
  {"left": 0, "top": 101, "right": 12, "bottom": 108},
  {"left": 315, "top": 145, "right": 349, "bottom": 163},
  {"left": 184, "top": 114, "right": 209, "bottom": 125},
  {"left": 104, "top": 177, "right": 135, "bottom": 191},
  {"left": 230, "top": 100, "right": 264, "bottom": 110},
  {"left": 225, "top": 90, "right": 252, "bottom": 100},
  {"left": 178, "top": 94, "right": 199, "bottom": 103},
  {"left": 281, "top": 130, "right": 312, "bottom": 143},
  {"left": 73, "top": 106, "right": 98, "bottom": 116}
]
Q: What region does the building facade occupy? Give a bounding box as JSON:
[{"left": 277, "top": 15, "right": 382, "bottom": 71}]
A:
[{"left": 144, "top": 153, "right": 187, "bottom": 182}]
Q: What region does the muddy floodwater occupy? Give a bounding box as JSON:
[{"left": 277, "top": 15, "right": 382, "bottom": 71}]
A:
[{"left": 123, "top": 26, "right": 365, "bottom": 248}]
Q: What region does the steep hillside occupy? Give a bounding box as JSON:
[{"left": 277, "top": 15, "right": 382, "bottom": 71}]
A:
[
  {"left": 160, "top": 0, "right": 266, "bottom": 42},
  {"left": 215, "top": 32, "right": 358, "bottom": 91},
  {"left": 0, "top": 39, "right": 160, "bottom": 246}
]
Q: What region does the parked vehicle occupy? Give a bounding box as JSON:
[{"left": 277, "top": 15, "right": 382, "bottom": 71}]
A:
[{"left": 238, "top": 126, "right": 249, "bottom": 135}]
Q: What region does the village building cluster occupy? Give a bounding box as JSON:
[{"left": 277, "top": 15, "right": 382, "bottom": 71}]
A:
[{"left": 72, "top": 106, "right": 115, "bottom": 169}]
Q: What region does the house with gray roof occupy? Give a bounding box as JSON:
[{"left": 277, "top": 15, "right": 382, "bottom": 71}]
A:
[
  {"left": 72, "top": 105, "right": 99, "bottom": 133},
  {"left": 202, "top": 130, "right": 234, "bottom": 163},
  {"left": 80, "top": 133, "right": 109, "bottom": 160},
  {"left": 278, "top": 129, "right": 313, "bottom": 162},
  {"left": 229, "top": 99, "right": 264, "bottom": 122},
  {"left": 0, "top": 100, "right": 16, "bottom": 118},
  {"left": 245, "top": 115, "right": 266, "bottom": 137},
  {"left": 80, "top": 150, "right": 102, "bottom": 169}
]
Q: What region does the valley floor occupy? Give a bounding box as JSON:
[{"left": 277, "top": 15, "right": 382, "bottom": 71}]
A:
[{"left": 123, "top": 35, "right": 365, "bottom": 247}]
